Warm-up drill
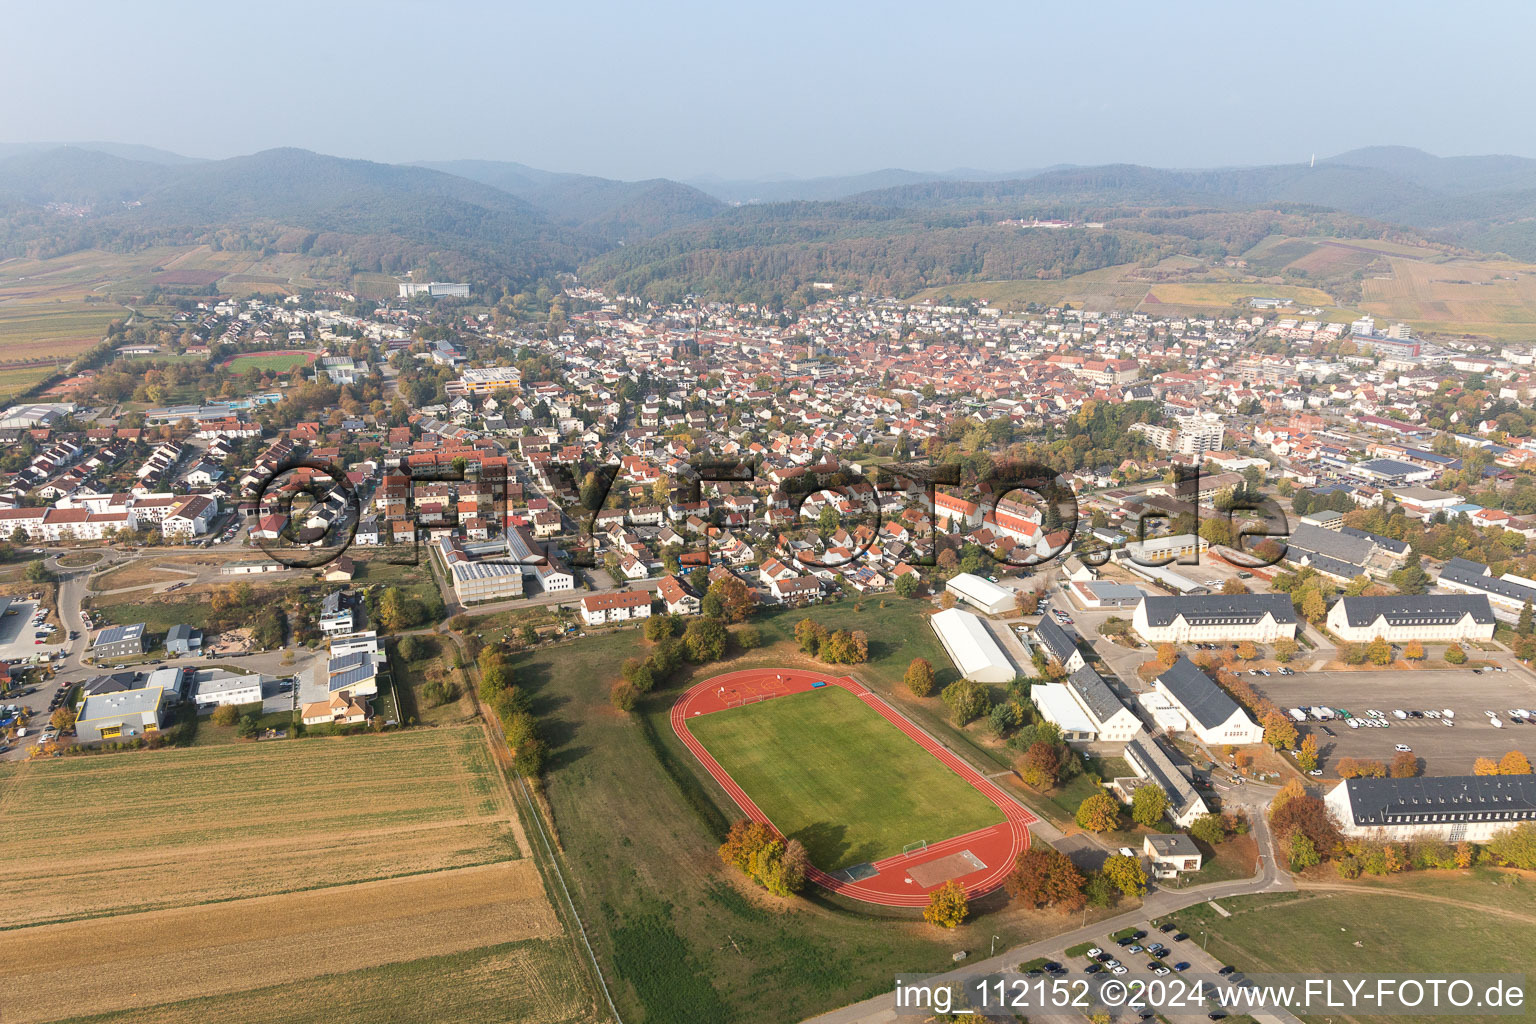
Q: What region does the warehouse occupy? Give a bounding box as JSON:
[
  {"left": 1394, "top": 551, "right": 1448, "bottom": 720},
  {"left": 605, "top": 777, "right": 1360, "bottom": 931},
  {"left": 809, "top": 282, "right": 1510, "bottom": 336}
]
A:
[
  {"left": 1326, "top": 594, "right": 1497, "bottom": 644},
  {"left": 1152, "top": 656, "right": 1263, "bottom": 746},
  {"left": 929, "top": 607, "right": 1015, "bottom": 683},
  {"left": 945, "top": 572, "right": 1015, "bottom": 615},
  {"left": 1132, "top": 593, "right": 1297, "bottom": 644},
  {"left": 1325, "top": 775, "right": 1536, "bottom": 841}
]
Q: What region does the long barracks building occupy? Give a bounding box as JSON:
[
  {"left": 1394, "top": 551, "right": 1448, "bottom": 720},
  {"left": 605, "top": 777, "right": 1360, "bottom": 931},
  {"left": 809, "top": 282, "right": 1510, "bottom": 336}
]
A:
[
  {"left": 1132, "top": 593, "right": 1298, "bottom": 644},
  {"left": 1326, "top": 594, "right": 1496, "bottom": 644}
]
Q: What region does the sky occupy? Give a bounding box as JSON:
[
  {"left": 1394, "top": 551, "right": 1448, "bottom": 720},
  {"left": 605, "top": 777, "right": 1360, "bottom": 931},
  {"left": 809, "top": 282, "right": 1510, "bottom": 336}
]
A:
[{"left": 7, "top": 0, "right": 1536, "bottom": 181}]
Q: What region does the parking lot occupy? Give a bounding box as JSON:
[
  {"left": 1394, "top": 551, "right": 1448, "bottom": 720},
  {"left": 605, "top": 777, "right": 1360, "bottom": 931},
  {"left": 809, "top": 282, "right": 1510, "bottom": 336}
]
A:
[
  {"left": 0, "top": 601, "right": 66, "bottom": 662},
  {"left": 1253, "top": 668, "right": 1536, "bottom": 775}
]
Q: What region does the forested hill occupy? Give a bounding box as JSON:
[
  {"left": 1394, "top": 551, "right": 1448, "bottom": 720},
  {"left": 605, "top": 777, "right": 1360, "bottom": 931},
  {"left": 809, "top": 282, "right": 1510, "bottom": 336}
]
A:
[{"left": 8, "top": 143, "right": 1536, "bottom": 297}]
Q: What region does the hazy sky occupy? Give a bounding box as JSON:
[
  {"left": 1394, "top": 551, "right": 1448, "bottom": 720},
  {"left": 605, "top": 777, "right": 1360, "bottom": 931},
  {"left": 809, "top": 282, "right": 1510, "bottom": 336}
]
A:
[{"left": 7, "top": 0, "right": 1536, "bottom": 180}]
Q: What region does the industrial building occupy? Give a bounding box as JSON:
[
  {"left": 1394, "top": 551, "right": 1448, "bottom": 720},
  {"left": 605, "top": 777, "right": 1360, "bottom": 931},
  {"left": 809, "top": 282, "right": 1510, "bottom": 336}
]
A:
[
  {"left": 929, "top": 607, "right": 1015, "bottom": 683},
  {"left": 1034, "top": 663, "right": 1142, "bottom": 744},
  {"left": 91, "top": 622, "right": 147, "bottom": 660},
  {"left": 1132, "top": 593, "right": 1298, "bottom": 644},
  {"left": 1326, "top": 594, "right": 1497, "bottom": 644}
]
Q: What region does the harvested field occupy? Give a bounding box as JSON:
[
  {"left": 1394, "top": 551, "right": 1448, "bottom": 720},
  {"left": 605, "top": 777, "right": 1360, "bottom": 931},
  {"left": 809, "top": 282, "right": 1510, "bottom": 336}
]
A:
[
  {"left": 0, "top": 727, "right": 527, "bottom": 928},
  {"left": 39, "top": 939, "right": 602, "bottom": 1024},
  {"left": 0, "top": 861, "right": 563, "bottom": 1024}
]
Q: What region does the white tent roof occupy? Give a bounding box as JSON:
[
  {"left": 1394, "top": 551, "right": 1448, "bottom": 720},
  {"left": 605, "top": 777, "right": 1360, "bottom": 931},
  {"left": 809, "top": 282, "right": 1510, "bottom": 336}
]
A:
[
  {"left": 930, "top": 607, "right": 1015, "bottom": 683},
  {"left": 1033, "top": 682, "right": 1096, "bottom": 735}
]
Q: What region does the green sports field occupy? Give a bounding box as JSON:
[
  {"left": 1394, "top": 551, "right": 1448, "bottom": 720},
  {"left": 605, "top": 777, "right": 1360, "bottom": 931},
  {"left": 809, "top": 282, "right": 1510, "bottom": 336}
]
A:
[{"left": 688, "top": 686, "right": 1003, "bottom": 871}]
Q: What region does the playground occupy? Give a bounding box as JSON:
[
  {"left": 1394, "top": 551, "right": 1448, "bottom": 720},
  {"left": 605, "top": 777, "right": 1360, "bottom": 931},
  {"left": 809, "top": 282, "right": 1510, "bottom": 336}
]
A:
[{"left": 673, "top": 668, "right": 1033, "bottom": 907}]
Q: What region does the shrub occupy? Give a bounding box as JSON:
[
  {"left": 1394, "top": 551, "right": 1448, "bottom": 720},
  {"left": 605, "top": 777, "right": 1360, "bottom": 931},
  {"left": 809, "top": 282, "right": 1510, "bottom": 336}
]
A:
[
  {"left": 610, "top": 680, "right": 638, "bottom": 712},
  {"left": 903, "top": 657, "right": 936, "bottom": 697}
]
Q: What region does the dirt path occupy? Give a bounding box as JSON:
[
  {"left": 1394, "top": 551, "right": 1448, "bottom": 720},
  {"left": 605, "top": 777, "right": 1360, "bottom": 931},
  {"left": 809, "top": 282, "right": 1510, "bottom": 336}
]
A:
[{"left": 1297, "top": 878, "right": 1536, "bottom": 925}]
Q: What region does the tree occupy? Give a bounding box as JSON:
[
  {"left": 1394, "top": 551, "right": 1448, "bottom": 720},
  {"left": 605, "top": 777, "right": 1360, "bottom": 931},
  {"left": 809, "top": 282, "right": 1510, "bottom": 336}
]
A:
[
  {"left": 610, "top": 680, "right": 638, "bottom": 712},
  {"left": 235, "top": 713, "right": 261, "bottom": 739},
  {"left": 734, "top": 625, "right": 762, "bottom": 651},
  {"left": 1300, "top": 587, "right": 1326, "bottom": 624},
  {"left": 1263, "top": 710, "right": 1298, "bottom": 750},
  {"left": 49, "top": 706, "right": 76, "bottom": 733},
  {"left": 1366, "top": 636, "right": 1392, "bottom": 666},
  {"left": 1444, "top": 644, "right": 1467, "bottom": 665},
  {"left": 1076, "top": 792, "right": 1120, "bottom": 833},
  {"left": 210, "top": 704, "right": 239, "bottom": 727},
  {"left": 1274, "top": 637, "right": 1298, "bottom": 663},
  {"left": 1269, "top": 788, "right": 1341, "bottom": 856},
  {"left": 1221, "top": 578, "right": 1249, "bottom": 595},
  {"left": 1403, "top": 639, "right": 1425, "bottom": 661},
  {"left": 1500, "top": 750, "right": 1533, "bottom": 775},
  {"left": 1190, "top": 813, "right": 1228, "bottom": 845},
  {"left": 718, "top": 819, "right": 776, "bottom": 873},
  {"left": 1155, "top": 643, "right": 1179, "bottom": 670},
  {"left": 904, "top": 657, "right": 936, "bottom": 697},
  {"left": 23, "top": 560, "right": 50, "bottom": 584},
  {"left": 1131, "top": 783, "right": 1167, "bottom": 827},
  {"left": 1521, "top": 599, "right": 1535, "bottom": 637},
  {"left": 923, "top": 880, "right": 969, "bottom": 928},
  {"left": 682, "top": 617, "right": 728, "bottom": 662},
  {"left": 1287, "top": 833, "right": 1321, "bottom": 871},
  {"left": 938, "top": 591, "right": 957, "bottom": 610},
  {"left": 1020, "top": 740, "right": 1061, "bottom": 789},
  {"left": 1297, "top": 733, "right": 1319, "bottom": 773},
  {"left": 1084, "top": 872, "right": 1116, "bottom": 908},
  {"left": 397, "top": 635, "right": 423, "bottom": 662},
  {"left": 894, "top": 572, "right": 920, "bottom": 598},
  {"left": 1487, "top": 822, "right": 1536, "bottom": 870},
  {"left": 1003, "top": 846, "right": 1086, "bottom": 911},
  {"left": 941, "top": 678, "right": 990, "bottom": 724},
  {"left": 1235, "top": 641, "right": 1257, "bottom": 661},
  {"left": 1390, "top": 751, "right": 1419, "bottom": 778},
  {"left": 1474, "top": 756, "right": 1501, "bottom": 776},
  {"left": 1390, "top": 553, "right": 1430, "bottom": 595},
  {"left": 708, "top": 575, "right": 756, "bottom": 623},
  {"left": 644, "top": 614, "right": 677, "bottom": 642},
  {"left": 1101, "top": 853, "right": 1147, "bottom": 897},
  {"left": 794, "top": 617, "right": 827, "bottom": 654}
]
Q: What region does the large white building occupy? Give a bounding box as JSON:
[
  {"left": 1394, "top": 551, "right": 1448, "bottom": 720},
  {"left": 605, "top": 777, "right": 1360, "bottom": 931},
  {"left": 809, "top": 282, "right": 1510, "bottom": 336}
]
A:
[
  {"left": 1152, "top": 657, "right": 1264, "bottom": 746},
  {"left": 945, "top": 572, "right": 1015, "bottom": 615},
  {"left": 1437, "top": 557, "right": 1536, "bottom": 622},
  {"left": 579, "top": 589, "right": 653, "bottom": 626},
  {"left": 1132, "top": 594, "right": 1298, "bottom": 644},
  {"left": 1033, "top": 664, "right": 1142, "bottom": 744},
  {"left": 1326, "top": 594, "right": 1497, "bottom": 644},
  {"left": 929, "top": 607, "right": 1015, "bottom": 683},
  {"left": 1131, "top": 412, "right": 1225, "bottom": 455},
  {"left": 1326, "top": 775, "right": 1536, "bottom": 842}
]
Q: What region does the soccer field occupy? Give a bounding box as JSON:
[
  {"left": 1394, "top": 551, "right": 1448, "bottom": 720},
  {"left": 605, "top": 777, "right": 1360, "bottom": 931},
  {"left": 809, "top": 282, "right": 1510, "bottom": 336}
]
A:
[{"left": 688, "top": 686, "right": 1004, "bottom": 871}]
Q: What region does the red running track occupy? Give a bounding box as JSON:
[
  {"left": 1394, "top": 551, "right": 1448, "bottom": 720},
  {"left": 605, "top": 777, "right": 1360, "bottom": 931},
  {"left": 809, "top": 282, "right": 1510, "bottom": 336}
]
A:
[{"left": 672, "top": 668, "right": 1033, "bottom": 907}]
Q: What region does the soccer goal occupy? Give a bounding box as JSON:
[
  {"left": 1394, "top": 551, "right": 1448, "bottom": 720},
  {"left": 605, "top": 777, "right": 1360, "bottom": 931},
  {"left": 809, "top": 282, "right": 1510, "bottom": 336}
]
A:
[{"left": 902, "top": 840, "right": 928, "bottom": 857}]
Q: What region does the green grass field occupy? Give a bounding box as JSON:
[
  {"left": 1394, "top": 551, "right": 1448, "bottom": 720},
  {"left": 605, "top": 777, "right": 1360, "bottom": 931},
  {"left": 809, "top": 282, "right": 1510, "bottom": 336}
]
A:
[
  {"left": 222, "top": 350, "right": 314, "bottom": 373},
  {"left": 1167, "top": 875, "right": 1536, "bottom": 1024},
  {"left": 688, "top": 685, "right": 1003, "bottom": 870}
]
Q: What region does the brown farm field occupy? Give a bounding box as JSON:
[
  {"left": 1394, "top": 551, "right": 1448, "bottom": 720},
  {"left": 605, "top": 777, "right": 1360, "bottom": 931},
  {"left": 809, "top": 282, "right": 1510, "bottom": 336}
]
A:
[
  {"left": 0, "top": 726, "right": 524, "bottom": 928},
  {"left": 0, "top": 862, "right": 566, "bottom": 1024},
  {"left": 0, "top": 726, "right": 607, "bottom": 1024}
]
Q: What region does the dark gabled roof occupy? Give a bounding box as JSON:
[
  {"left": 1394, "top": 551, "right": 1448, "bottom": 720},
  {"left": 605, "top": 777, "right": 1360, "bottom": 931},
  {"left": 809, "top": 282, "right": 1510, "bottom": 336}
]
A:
[
  {"left": 1035, "top": 615, "right": 1079, "bottom": 662},
  {"left": 1138, "top": 593, "right": 1296, "bottom": 628},
  {"left": 1124, "top": 732, "right": 1202, "bottom": 817},
  {"left": 1342, "top": 775, "right": 1536, "bottom": 826},
  {"left": 165, "top": 623, "right": 199, "bottom": 642},
  {"left": 1335, "top": 594, "right": 1495, "bottom": 628},
  {"left": 1155, "top": 656, "right": 1246, "bottom": 731},
  {"left": 1286, "top": 522, "right": 1376, "bottom": 567},
  {"left": 1295, "top": 551, "right": 1366, "bottom": 581},
  {"left": 1439, "top": 557, "right": 1536, "bottom": 605},
  {"left": 1339, "top": 525, "right": 1408, "bottom": 556},
  {"left": 1067, "top": 664, "right": 1125, "bottom": 725}
]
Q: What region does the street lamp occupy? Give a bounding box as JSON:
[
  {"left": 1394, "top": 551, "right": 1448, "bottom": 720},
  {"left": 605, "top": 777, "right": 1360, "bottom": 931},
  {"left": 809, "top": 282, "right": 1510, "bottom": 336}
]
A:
[
  {"left": 991, "top": 935, "right": 1001, "bottom": 957},
  {"left": 1201, "top": 929, "right": 1208, "bottom": 951}
]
